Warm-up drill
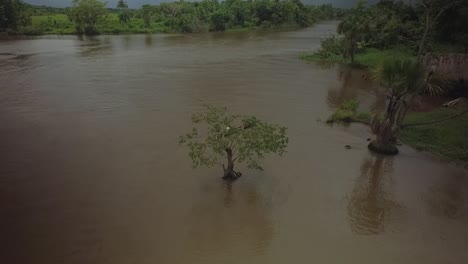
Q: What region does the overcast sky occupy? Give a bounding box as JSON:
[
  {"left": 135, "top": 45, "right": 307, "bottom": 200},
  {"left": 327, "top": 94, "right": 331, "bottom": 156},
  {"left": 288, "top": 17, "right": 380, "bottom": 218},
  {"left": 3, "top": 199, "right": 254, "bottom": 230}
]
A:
[{"left": 24, "top": 0, "right": 379, "bottom": 9}]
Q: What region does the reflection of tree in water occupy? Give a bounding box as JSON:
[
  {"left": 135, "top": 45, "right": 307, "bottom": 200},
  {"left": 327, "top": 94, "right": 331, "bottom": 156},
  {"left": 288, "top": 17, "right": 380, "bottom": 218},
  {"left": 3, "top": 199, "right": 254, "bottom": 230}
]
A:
[
  {"left": 425, "top": 171, "right": 468, "bottom": 220},
  {"left": 347, "top": 155, "right": 402, "bottom": 235},
  {"left": 182, "top": 181, "right": 273, "bottom": 263},
  {"left": 145, "top": 34, "right": 153, "bottom": 47},
  {"left": 327, "top": 65, "right": 385, "bottom": 112},
  {"left": 78, "top": 36, "right": 113, "bottom": 57}
]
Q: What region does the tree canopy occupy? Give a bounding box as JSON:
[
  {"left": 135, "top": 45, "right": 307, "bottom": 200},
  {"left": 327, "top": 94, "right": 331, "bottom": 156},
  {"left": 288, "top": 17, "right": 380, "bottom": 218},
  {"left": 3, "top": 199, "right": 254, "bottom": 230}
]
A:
[
  {"left": 0, "top": 0, "right": 31, "bottom": 31},
  {"left": 337, "top": 0, "right": 370, "bottom": 62},
  {"left": 179, "top": 106, "right": 288, "bottom": 181},
  {"left": 117, "top": 0, "right": 130, "bottom": 24},
  {"left": 68, "top": 0, "right": 107, "bottom": 34}
]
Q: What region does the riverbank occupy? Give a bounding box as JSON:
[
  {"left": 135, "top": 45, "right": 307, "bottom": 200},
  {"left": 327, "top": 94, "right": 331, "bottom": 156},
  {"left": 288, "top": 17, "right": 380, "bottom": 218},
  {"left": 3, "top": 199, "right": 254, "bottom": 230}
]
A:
[
  {"left": 8, "top": 14, "right": 321, "bottom": 36},
  {"left": 306, "top": 38, "right": 468, "bottom": 162},
  {"left": 328, "top": 100, "right": 468, "bottom": 163},
  {"left": 301, "top": 47, "right": 415, "bottom": 69}
]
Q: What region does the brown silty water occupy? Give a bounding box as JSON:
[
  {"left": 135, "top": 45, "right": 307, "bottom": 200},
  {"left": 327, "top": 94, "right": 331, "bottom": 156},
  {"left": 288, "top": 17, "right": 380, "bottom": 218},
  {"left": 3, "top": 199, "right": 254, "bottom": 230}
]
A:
[{"left": 1, "top": 21, "right": 467, "bottom": 264}]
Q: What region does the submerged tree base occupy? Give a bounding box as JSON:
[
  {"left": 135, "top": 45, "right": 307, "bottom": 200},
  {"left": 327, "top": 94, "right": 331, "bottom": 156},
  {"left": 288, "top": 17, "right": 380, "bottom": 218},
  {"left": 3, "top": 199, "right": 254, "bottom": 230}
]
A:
[
  {"left": 368, "top": 140, "right": 399, "bottom": 155},
  {"left": 222, "top": 170, "right": 242, "bottom": 181}
]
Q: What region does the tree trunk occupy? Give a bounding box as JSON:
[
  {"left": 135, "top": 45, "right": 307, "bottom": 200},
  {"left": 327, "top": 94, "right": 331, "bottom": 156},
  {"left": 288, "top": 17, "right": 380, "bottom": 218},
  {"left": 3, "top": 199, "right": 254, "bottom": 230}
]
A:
[
  {"left": 350, "top": 35, "right": 356, "bottom": 63},
  {"left": 418, "top": 13, "right": 430, "bottom": 57},
  {"left": 222, "top": 148, "right": 241, "bottom": 181},
  {"left": 369, "top": 96, "right": 400, "bottom": 155}
]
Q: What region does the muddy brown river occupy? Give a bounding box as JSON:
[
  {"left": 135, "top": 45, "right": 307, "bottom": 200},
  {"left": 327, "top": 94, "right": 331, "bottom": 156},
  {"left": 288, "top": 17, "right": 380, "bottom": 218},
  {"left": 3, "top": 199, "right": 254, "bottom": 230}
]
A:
[{"left": 1, "top": 21, "right": 468, "bottom": 264}]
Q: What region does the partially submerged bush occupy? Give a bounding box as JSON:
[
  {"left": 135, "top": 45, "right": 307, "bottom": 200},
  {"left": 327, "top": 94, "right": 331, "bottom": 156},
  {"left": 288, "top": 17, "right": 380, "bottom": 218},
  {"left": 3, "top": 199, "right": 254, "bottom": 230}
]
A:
[
  {"left": 314, "top": 35, "right": 345, "bottom": 60},
  {"left": 327, "top": 99, "right": 371, "bottom": 124}
]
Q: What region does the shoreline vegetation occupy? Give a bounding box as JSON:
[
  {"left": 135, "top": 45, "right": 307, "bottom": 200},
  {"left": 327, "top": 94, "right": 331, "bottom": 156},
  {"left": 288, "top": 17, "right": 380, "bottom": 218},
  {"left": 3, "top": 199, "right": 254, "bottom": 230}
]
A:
[
  {"left": 307, "top": 0, "right": 468, "bottom": 162},
  {"left": 1, "top": 0, "right": 346, "bottom": 36},
  {"left": 329, "top": 99, "right": 468, "bottom": 162}
]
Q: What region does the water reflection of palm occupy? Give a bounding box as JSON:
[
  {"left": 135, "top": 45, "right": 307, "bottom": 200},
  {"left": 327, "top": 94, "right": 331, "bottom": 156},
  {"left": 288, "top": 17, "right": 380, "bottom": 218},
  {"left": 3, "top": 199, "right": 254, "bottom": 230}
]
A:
[{"left": 347, "top": 155, "right": 402, "bottom": 235}]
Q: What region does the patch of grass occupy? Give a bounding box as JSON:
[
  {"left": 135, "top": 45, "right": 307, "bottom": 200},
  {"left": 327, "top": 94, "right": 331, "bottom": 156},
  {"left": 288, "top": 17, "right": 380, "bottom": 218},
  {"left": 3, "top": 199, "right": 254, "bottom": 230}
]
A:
[
  {"left": 31, "top": 14, "right": 75, "bottom": 34},
  {"left": 400, "top": 103, "right": 468, "bottom": 161},
  {"left": 327, "top": 99, "right": 371, "bottom": 124},
  {"left": 354, "top": 48, "right": 415, "bottom": 68}
]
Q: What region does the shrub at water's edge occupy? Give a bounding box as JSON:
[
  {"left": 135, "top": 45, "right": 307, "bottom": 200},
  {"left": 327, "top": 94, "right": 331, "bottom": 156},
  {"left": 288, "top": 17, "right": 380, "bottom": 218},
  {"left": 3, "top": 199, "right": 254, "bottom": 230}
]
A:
[{"left": 326, "top": 100, "right": 371, "bottom": 124}]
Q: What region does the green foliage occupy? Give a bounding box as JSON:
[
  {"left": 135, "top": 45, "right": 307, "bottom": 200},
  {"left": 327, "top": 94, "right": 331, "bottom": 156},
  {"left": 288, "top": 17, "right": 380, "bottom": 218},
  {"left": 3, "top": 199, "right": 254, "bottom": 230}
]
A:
[
  {"left": 179, "top": 106, "right": 288, "bottom": 171},
  {"left": 337, "top": 0, "right": 370, "bottom": 62},
  {"left": 366, "top": 0, "right": 421, "bottom": 50},
  {"left": 313, "top": 35, "right": 344, "bottom": 60},
  {"left": 400, "top": 103, "right": 468, "bottom": 161},
  {"left": 353, "top": 48, "right": 414, "bottom": 68},
  {"left": 68, "top": 0, "right": 108, "bottom": 35},
  {"left": 309, "top": 0, "right": 466, "bottom": 66},
  {"left": 16, "top": 0, "right": 343, "bottom": 35},
  {"left": 31, "top": 14, "right": 74, "bottom": 34},
  {"left": 327, "top": 99, "right": 371, "bottom": 124},
  {"left": 302, "top": 47, "right": 415, "bottom": 68},
  {"left": 373, "top": 58, "right": 426, "bottom": 96},
  {"left": 0, "top": 0, "right": 31, "bottom": 31},
  {"left": 117, "top": 0, "right": 130, "bottom": 24}
]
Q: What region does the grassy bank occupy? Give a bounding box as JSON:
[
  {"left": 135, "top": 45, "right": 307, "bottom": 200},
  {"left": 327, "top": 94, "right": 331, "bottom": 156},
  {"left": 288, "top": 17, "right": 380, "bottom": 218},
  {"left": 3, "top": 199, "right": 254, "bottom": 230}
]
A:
[
  {"left": 400, "top": 103, "right": 468, "bottom": 161},
  {"left": 301, "top": 47, "right": 415, "bottom": 69}
]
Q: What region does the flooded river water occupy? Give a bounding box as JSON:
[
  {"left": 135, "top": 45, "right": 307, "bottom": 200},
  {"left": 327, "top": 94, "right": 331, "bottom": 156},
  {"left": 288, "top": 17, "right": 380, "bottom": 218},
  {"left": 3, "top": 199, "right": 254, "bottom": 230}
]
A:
[{"left": 1, "top": 21, "right": 467, "bottom": 264}]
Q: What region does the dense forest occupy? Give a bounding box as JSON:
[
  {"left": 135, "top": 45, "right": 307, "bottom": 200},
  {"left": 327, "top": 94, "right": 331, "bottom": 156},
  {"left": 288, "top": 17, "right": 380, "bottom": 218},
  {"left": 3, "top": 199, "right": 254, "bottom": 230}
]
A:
[
  {"left": 307, "top": 0, "right": 468, "bottom": 62},
  {"left": 0, "top": 0, "right": 345, "bottom": 35}
]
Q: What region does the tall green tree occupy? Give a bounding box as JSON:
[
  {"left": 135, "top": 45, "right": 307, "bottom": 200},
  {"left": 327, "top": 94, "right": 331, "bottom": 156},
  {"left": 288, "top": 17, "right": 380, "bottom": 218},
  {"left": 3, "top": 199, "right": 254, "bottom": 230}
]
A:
[
  {"left": 179, "top": 106, "right": 288, "bottom": 181},
  {"left": 68, "top": 0, "right": 108, "bottom": 35},
  {"left": 337, "top": 0, "right": 370, "bottom": 62},
  {"left": 0, "top": 0, "right": 31, "bottom": 31},
  {"left": 116, "top": 0, "right": 130, "bottom": 24}
]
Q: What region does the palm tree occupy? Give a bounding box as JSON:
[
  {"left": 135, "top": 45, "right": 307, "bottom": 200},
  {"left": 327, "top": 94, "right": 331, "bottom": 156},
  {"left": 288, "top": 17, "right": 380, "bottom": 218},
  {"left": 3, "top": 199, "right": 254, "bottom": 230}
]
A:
[
  {"left": 369, "top": 58, "right": 446, "bottom": 154},
  {"left": 337, "top": 0, "right": 370, "bottom": 63}
]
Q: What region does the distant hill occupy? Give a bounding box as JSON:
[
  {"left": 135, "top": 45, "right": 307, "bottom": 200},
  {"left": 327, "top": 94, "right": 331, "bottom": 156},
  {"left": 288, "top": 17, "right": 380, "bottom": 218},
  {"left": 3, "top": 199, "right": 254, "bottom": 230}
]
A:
[{"left": 23, "top": 0, "right": 378, "bottom": 9}]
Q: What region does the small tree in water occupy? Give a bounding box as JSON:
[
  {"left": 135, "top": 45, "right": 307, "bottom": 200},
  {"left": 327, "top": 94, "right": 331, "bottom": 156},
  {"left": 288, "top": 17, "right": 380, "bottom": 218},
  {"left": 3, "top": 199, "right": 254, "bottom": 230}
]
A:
[{"left": 179, "top": 106, "right": 288, "bottom": 181}]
